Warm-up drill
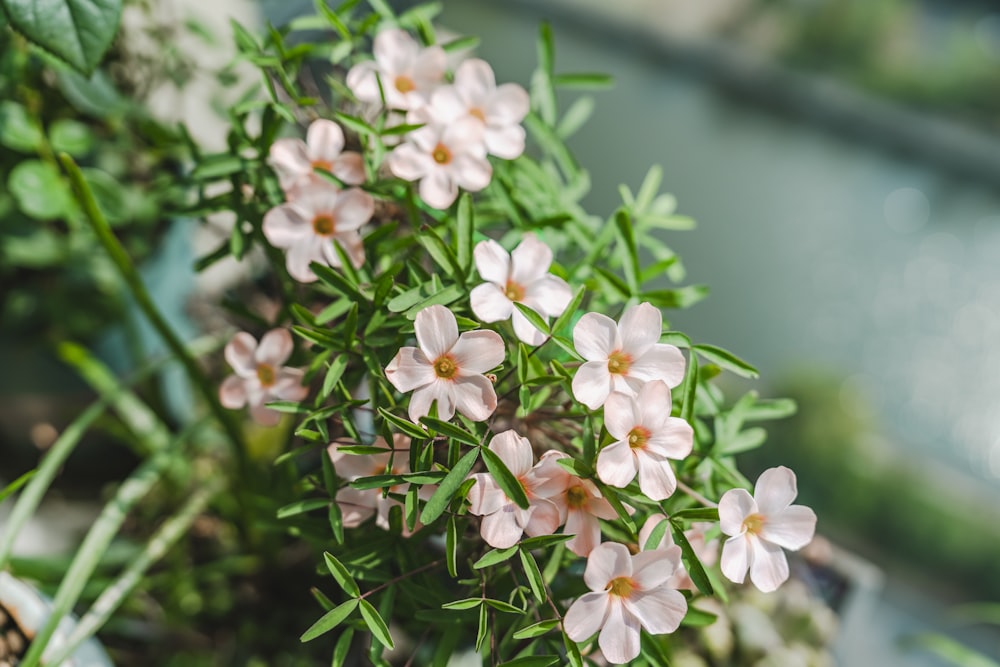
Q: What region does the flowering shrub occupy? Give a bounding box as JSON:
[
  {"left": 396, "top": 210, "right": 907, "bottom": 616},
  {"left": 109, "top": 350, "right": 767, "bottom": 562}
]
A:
[{"left": 191, "top": 4, "right": 819, "bottom": 664}]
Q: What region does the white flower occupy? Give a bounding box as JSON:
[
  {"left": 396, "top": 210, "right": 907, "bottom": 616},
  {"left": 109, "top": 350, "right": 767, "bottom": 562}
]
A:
[
  {"left": 469, "top": 234, "right": 572, "bottom": 345},
  {"left": 268, "top": 119, "right": 366, "bottom": 196},
  {"left": 597, "top": 380, "right": 693, "bottom": 501},
  {"left": 534, "top": 450, "right": 617, "bottom": 557},
  {"left": 563, "top": 542, "right": 688, "bottom": 664},
  {"left": 467, "top": 431, "right": 562, "bottom": 549},
  {"left": 262, "top": 181, "right": 374, "bottom": 282},
  {"left": 219, "top": 329, "right": 308, "bottom": 426},
  {"left": 386, "top": 113, "right": 491, "bottom": 209},
  {"left": 424, "top": 58, "right": 529, "bottom": 159},
  {"left": 346, "top": 28, "right": 446, "bottom": 111},
  {"left": 719, "top": 466, "right": 817, "bottom": 593},
  {"left": 385, "top": 305, "right": 505, "bottom": 422},
  {"left": 571, "top": 302, "right": 686, "bottom": 410}
]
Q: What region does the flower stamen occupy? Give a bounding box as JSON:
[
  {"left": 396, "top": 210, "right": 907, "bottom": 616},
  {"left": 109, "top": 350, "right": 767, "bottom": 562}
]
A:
[
  {"left": 313, "top": 214, "right": 336, "bottom": 237},
  {"left": 433, "top": 354, "right": 459, "bottom": 380},
  {"left": 256, "top": 364, "right": 276, "bottom": 387},
  {"left": 742, "top": 513, "right": 765, "bottom": 535},
  {"left": 469, "top": 107, "right": 486, "bottom": 122},
  {"left": 394, "top": 75, "right": 416, "bottom": 93},
  {"left": 606, "top": 576, "right": 636, "bottom": 598},
  {"left": 627, "top": 426, "right": 650, "bottom": 450},
  {"left": 504, "top": 280, "right": 525, "bottom": 302},
  {"left": 607, "top": 350, "right": 632, "bottom": 375},
  {"left": 431, "top": 143, "right": 453, "bottom": 165},
  {"left": 566, "top": 485, "right": 588, "bottom": 509}
]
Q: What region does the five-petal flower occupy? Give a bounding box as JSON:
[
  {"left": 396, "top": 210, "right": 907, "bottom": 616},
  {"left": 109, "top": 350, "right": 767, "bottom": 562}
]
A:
[
  {"left": 535, "top": 450, "right": 617, "bottom": 556},
  {"left": 385, "top": 305, "right": 505, "bottom": 423},
  {"left": 219, "top": 329, "right": 308, "bottom": 426},
  {"left": 719, "top": 466, "right": 817, "bottom": 593},
  {"left": 346, "top": 28, "right": 446, "bottom": 111},
  {"left": 470, "top": 234, "right": 572, "bottom": 345},
  {"left": 571, "top": 302, "right": 686, "bottom": 410},
  {"left": 563, "top": 542, "right": 688, "bottom": 664},
  {"left": 268, "top": 119, "right": 366, "bottom": 196}
]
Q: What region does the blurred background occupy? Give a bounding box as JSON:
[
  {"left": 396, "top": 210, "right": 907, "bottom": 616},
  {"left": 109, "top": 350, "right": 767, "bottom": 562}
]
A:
[{"left": 4, "top": 0, "right": 1000, "bottom": 664}]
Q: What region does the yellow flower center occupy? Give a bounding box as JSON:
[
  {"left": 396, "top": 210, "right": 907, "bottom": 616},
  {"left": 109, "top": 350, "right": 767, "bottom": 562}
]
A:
[
  {"left": 394, "top": 75, "right": 416, "bottom": 93},
  {"left": 432, "top": 143, "right": 452, "bottom": 165},
  {"left": 607, "top": 350, "right": 632, "bottom": 375},
  {"left": 627, "top": 426, "right": 650, "bottom": 450},
  {"left": 433, "top": 354, "right": 458, "bottom": 380},
  {"left": 742, "top": 513, "right": 765, "bottom": 535},
  {"left": 566, "top": 485, "right": 588, "bottom": 509},
  {"left": 256, "top": 364, "right": 276, "bottom": 387},
  {"left": 313, "top": 214, "right": 336, "bottom": 237},
  {"left": 504, "top": 280, "right": 525, "bottom": 302},
  {"left": 469, "top": 107, "right": 486, "bottom": 122},
  {"left": 606, "top": 576, "right": 636, "bottom": 598},
  {"left": 311, "top": 159, "right": 333, "bottom": 172}
]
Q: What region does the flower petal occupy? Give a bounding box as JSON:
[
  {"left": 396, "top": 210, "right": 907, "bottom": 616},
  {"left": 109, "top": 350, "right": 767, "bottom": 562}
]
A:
[
  {"left": 256, "top": 329, "right": 293, "bottom": 366},
  {"left": 450, "top": 154, "right": 492, "bottom": 192},
  {"left": 443, "top": 117, "right": 486, "bottom": 155},
  {"left": 483, "top": 124, "right": 525, "bottom": 160},
  {"left": 510, "top": 234, "right": 553, "bottom": 286},
  {"left": 645, "top": 417, "right": 694, "bottom": 460},
  {"left": 488, "top": 83, "right": 530, "bottom": 125},
  {"left": 720, "top": 535, "right": 751, "bottom": 585},
  {"left": 629, "top": 344, "right": 686, "bottom": 388},
  {"left": 452, "top": 374, "right": 497, "bottom": 421},
  {"left": 427, "top": 85, "right": 467, "bottom": 123},
  {"left": 467, "top": 473, "right": 506, "bottom": 516},
  {"left": 219, "top": 375, "right": 247, "bottom": 409},
  {"left": 420, "top": 168, "right": 458, "bottom": 209},
  {"left": 618, "top": 303, "right": 662, "bottom": 358},
  {"left": 584, "top": 542, "right": 633, "bottom": 592},
  {"left": 374, "top": 28, "right": 419, "bottom": 74},
  {"left": 488, "top": 429, "right": 533, "bottom": 477},
  {"left": 754, "top": 466, "right": 799, "bottom": 516},
  {"left": 346, "top": 61, "right": 380, "bottom": 104},
  {"left": 599, "top": 599, "right": 642, "bottom": 665},
  {"left": 262, "top": 204, "right": 309, "bottom": 249},
  {"left": 523, "top": 499, "right": 561, "bottom": 537},
  {"left": 480, "top": 505, "right": 523, "bottom": 548},
  {"left": 718, "top": 488, "right": 757, "bottom": 537},
  {"left": 452, "top": 330, "right": 505, "bottom": 374},
  {"left": 307, "top": 119, "right": 346, "bottom": 162},
  {"left": 511, "top": 307, "right": 547, "bottom": 346},
  {"left": 573, "top": 312, "right": 619, "bottom": 361},
  {"left": 407, "top": 379, "right": 454, "bottom": 422},
  {"left": 268, "top": 138, "right": 309, "bottom": 189},
  {"left": 564, "top": 510, "right": 601, "bottom": 557},
  {"left": 285, "top": 236, "right": 323, "bottom": 282},
  {"left": 333, "top": 152, "right": 367, "bottom": 185},
  {"left": 337, "top": 487, "right": 377, "bottom": 528},
  {"left": 415, "top": 305, "right": 459, "bottom": 359},
  {"left": 603, "top": 392, "right": 638, "bottom": 440},
  {"left": 225, "top": 332, "right": 258, "bottom": 377},
  {"left": 454, "top": 58, "right": 495, "bottom": 102},
  {"left": 638, "top": 514, "right": 674, "bottom": 551},
  {"left": 760, "top": 505, "right": 816, "bottom": 551},
  {"left": 625, "top": 587, "right": 687, "bottom": 635},
  {"left": 635, "top": 452, "right": 678, "bottom": 501},
  {"left": 563, "top": 591, "right": 610, "bottom": 642},
  {"left": 572, "top": 361, "right": 613, "bottom": 410},
  {"left": 473, "top": 239, "right": 511, "bottom": 285},
  {"left": 272, "top": 368, "right": 309, "bottom": 401},
  {"left": 749, "top": 536, "right": 790, "bottom": 593},
  {"left": 331, "top": 188, "right": 375, "bottom": 231},
  {"left": 632, "top": 545, "right": 681, "bottom": 590},
  {"left": 524, "top": 275, "right": 572, "bottom": 318},
  {"left": 249, "top": 402, "right": 281, "bottom": 427},
  {"left": 387, "top": 142, "right": 431, "bottom": 181},
  {"left": 470, "top": 282, "right": 514, "bottom": 323},
  {"left": 596, "top": 440, "right": 638, "bottom": 488}
]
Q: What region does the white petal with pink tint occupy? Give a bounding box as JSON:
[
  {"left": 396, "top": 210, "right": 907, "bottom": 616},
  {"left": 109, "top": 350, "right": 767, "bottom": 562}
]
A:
[
  {"left": 347, "top": 29, "right": 445, "bottom": 111},
  {"left": 256, "top": 329, "right": 293, "bottom": 366},
  {"left": 220, "top": 329, "right": 308, "bottom": 426}
]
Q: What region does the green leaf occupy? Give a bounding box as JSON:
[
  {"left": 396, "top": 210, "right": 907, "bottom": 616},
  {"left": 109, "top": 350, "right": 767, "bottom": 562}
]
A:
[
  {"left": 552, "top": 72, "right": 614, "bottom": 89},
  {"left": 481, "top": 446, "right": 530, "bottom": 510},
  {"left": 387, "top": 285, "right": 426, "bottom": 313},
  {"left": 441, "top": 598, "right": 483, "bottom": 610},
  {"left": 681, "top": 606, "right": 718, "bottom": 628},
  {"left": 614, "top": 209, "right": 640, "bottom": 293},
  {"left": 8, "top": 160, "right": 73, "bottom": 220},
  {"left": 484, "top": 598, "right": 524, "bottom": 614},
  {"left": 641, "top": 285, "right": 710, "bottom": 309},
  {"left": 476, "top": 601, "right": 489, "bottom": 652},
  {"left": 419, "top": 416, "right": 481, "bottom": 446},
  {"left": 742, "top": 397, "right": 797, "bottom": 421},
  {"left": 716, "top": 427, "right": 766, "bottom": 456},
  {"left": 321, "top": 354, "right": 349, "bottom": 400},
  {"left": 1, "top": 0, "right": 123, "bottom": 75},
  {"left": 276, "top": 499, "right": 330, "bottom": 519},
  {"left": 550, "top": 284, "right": 585, "bottom": 334},
  {"left": 473, "top": 545, "right": 518, "bottom": 570},
  {"left": 670, "top": 507, "right": 719, "bottom": 522},
  {"left": 446, "top": 515, "right": 458, "bottom": 577},
  {"left": 377, "top": 407, "right": 430, "bottom": 439},
  {"left": 513, "top": 302, "right": 550, "bottom": 337},
  {"left": 906, "top": 634, "right": 1000, "bottom": 667},
  {"left": 512, "top": 619, "right": 560, "bottom": 640},
  {"left": 693, "top": 344, "right": 759, "bottom": 379},
  {"left": 332, "top": 628, "right": 354, "bottom": 666},
  {"left": 358, "top": 598, "right": 394, "bottom": 649},
  {"left": 518, "top": 534, "right": 573, "bottom": 550},
  {"left": 300, "top": 599, "right": 358, "bottom": 642},
  {"left": 0, "top": 470, "right": 35, "bottom": 505},
  {"left": 0, "top": 101, "right": 42, "bottom": 152},
  {"left": 440, "top": 35, "right": 479, "bottom": 52},
  {"left": 519, "top": 549, "right": 545, "bottom": 603},
  {"left": 593, "top": 267, "right": 630, "bottom": 299},
  {"left": 456, "top": 193, "right": 473, "bottom": 271},
  {"left": 420, "top": 447, "right": 479, "bottom": 524},
  {"left": 670, "top": 520, "right": 713, "bottom": 595},
  {"left": 680, "top": 352, "right": 698, "bottom": 424},
  {"left": 324, "top": 552, "right": 361, "bottom": 597}
]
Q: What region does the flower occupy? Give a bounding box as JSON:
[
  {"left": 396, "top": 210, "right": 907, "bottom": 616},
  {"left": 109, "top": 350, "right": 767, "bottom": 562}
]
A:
[
  {"left": 719, "top": 466, "right": 817, "bottom": 593},
  {"left": 597, "top": 380, "right": 693, "bottom": 500},
  {"left": 467, "top": 430, "right": 562, "bottom": 548},
  {"left": 385, "top": 305, "right": 505, "bottom": 422},
  {"left": 346, "top": 28, "right": 446, "bottom": 111},
  {"left": 219, "top": 329, "right": 308, "bottom": 426},
  {"left": 535, "top": 451, "right": 617, "bottom": 556},
  {"left": 571, "top": 302, "right": 686, "bottom": 410},
  {"left": 268, "top": 119, "right": 366, "bottom": 196},
  {"left": 262, "top": 181, "right": 374, "bottom": 282},
  {"left": 469, "top": 234, "right": 572, "bottom": 345},
  {"left": 328, "top": 435, "right": 421, "bottom": 534},
  {"left": 563, "top": 542, "right": 688, "bottom": 664},
  {"left": 423, "top": 58, "right": 529, "bottom": 159},
  {"left": 638, "top": 513, "right": 718, "bottom": 591},
  {"left": 386, "top": 113, "right": 491, "bottom": 209}
]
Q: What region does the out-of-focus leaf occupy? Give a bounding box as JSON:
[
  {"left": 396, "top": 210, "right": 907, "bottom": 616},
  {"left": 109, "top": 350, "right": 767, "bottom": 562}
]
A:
[{"left": 1, "top": 0, "right": 123, "bottom": 75}]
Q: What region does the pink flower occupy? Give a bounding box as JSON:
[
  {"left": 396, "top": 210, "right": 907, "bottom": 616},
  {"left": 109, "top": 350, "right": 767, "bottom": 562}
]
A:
[
  {"left": 563, "top": 542, "right": 688, "bottom": 664},
  {"left": 385, "top": 305, "right": 505, "bottom": 423},
  {"left": 597, "top": 381, "right": 693, "bottom": 501},
  {"left": 268, "top": 119, "right": 366, "bottom": 196},
  {"left": 571, "top": 302, "right": 686, "bottom": 410},
  {"left": 638, "top": 514, "right": 718, "bottom": 591},
  {"left": 262, "top": 181, "right": 374, "bottom": 282},
  {"left": 467, "top": 430, "right": 562, "bottom": 548},
  {"left": 719, "top": 466, "right": 817, "bottom": 593},
  {"left": 346, "top": 28, "right": 446, "bottom": 111},
  {"left": 328, "top": 435, "right": 422, "bottom": 534},
  {"left": 469, "top": 235, "right": 573, "bottom": 345},
  {"left": 534, "top": 451, "right": 617, "bottom": 556},
  {"left": 219, "top": 329, "right": 308, "bottom": 426},
  {"left": 386, "top": 113, "right": 491, "bottom": 209},
  {"left": 423, "top": 58, "right": 529, "bottom": 159}
]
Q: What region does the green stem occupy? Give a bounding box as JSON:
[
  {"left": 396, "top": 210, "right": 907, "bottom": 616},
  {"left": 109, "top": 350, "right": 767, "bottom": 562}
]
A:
[{"left": 57, "top": 153, "right": 248, "bottom": 471}]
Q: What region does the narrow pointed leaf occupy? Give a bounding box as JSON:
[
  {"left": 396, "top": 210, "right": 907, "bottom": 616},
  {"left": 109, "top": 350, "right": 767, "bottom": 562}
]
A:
[
  {"left": 480, "top": 446, "right": 529, "bottom": 510},
  {"left": 300, "top": 599, "right": 358, "bottom": 642}
]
